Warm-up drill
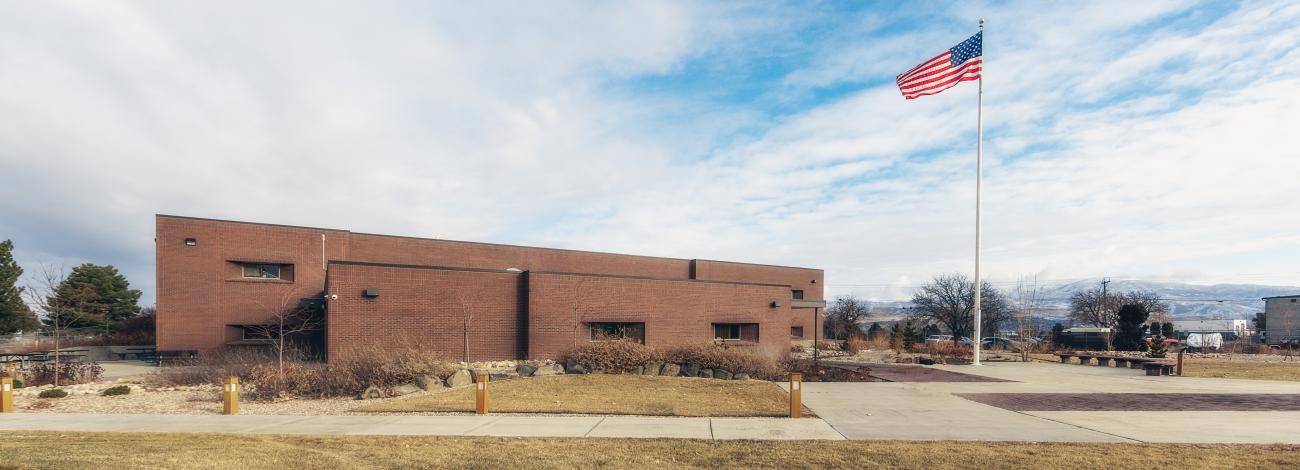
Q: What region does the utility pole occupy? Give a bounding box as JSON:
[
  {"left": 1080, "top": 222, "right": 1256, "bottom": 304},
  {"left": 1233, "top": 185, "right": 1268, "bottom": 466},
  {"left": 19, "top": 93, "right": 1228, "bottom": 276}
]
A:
[{"left": 1100, "top": 277, "right": 1111, "bottom": 350}]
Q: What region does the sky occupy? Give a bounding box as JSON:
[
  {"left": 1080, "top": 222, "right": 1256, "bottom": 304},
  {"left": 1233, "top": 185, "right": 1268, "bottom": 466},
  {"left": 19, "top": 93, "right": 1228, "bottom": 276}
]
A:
[{"left": 2, "top": 0, "right": 1299, "bottom": 306}]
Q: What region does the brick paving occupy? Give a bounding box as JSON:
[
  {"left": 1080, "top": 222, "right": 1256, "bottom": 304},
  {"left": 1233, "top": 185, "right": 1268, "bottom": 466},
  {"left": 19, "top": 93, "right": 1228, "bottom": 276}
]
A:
[
  {"left": 800, "top": 360, "right": 1012, "bottom": 382},
  {"left": 956, "top": 393, "right": 1300, "bottom": 411}
]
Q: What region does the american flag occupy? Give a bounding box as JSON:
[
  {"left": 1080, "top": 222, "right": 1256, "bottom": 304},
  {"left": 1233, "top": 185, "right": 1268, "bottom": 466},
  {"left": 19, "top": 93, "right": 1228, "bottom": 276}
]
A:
[{"left": 896, "top": 31, "right": 982, "bottom": 100}]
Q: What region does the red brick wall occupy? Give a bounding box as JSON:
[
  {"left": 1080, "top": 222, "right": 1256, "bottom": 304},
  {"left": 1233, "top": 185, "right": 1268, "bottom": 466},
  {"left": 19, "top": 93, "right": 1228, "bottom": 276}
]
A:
[
  {"left": 526, "top": 272, "right": 792, "bottom": 360},
  {"left": 155, "top": 216, "right": 350, "bottom": 353},
  {"left": 348, "top": 233, "right": 691, "bottom": 279},
  {"left": 693, "top": 260, "right": 823, "bottom": 300},
  {"left": 325, "top": 262, "right": 524, "bottom": 361}
]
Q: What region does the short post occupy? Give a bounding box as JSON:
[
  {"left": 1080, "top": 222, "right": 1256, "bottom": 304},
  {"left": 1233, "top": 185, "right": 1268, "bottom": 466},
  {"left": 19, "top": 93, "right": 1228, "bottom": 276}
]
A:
[
  {"left": 1176, "top": 349, "right": 1184, "bottom": 376},
  {"left": 2, "top": 377, "right": 15, "bottom": 413},
  {"left": 222, "top": 376, "right": 239, "bottom": 415},
  {"left": 789, "top": 373, "right": 802, "bottom": 418},
  {"left": 475, "top": 372, "right": 489, "bottom": 415}
]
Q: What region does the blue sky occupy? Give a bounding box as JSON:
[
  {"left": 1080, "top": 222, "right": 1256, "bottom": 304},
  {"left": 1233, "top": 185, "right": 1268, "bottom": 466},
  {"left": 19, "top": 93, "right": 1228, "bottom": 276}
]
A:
[{"left": 1, "top": 0, "right": 1298, "bottom": 305}]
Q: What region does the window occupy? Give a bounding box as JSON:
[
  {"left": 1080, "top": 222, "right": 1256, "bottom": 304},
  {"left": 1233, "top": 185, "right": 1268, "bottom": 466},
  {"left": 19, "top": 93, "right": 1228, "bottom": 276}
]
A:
[
  {"left": 587, "top": 322, "right": 645, "bottom": 344},
  {"left": 791, "top": 290, "right": 805, "bottom": 300},
  {"left": 791, "top": 326, "right": 804, "bottom": 338},
  {"left": 713, "top": 323, "right": 759, "bottom": 342},
  {"left": 242, "top": 264, "right": 282, "bottom": 279}
]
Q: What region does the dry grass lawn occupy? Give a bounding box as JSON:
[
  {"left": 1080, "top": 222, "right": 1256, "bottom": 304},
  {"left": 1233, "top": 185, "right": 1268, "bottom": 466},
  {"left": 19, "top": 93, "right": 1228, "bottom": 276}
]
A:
[
  {"left": 1, "top": 432, "right": 1297, "bottom": 469},
  {"left": 359, "top": 374, "right": 804, "bottom": 417},
  {"left": 1180, "top": 359, "right": 1300, "bottom": 382}
]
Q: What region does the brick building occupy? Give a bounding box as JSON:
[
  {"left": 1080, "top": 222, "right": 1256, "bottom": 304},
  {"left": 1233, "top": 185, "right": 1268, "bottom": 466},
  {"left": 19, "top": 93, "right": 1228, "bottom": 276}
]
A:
[{"left": 156, "top": 215, "right": 825, "bottom": 361}]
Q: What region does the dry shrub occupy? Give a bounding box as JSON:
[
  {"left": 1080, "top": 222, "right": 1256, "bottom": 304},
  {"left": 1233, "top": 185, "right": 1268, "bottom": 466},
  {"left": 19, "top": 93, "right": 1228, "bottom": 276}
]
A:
[
  {"left": 866, "top": 335, "right": 891, "bottom": 351},
  {"left": 154, "top": 348, "right": 274, "bottom": 387},
  {"left": 23, "top": 361, "right": 103, "bottom": 386},
  {"left": 844, "top": 336, "right": 867, "bottom": 355},
  {"left": 560, "top": 339, "right": 658, "bottom": 373},
  {"left": 323, "top": 341, "right": 457, "bottom": 396},
  {"left": 660, "top": 343, "right": 782, "bottom": 380}
]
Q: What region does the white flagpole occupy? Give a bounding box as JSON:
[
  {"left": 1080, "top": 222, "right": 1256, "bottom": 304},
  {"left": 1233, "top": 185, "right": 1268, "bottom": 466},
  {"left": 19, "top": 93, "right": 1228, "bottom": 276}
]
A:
[{"left": 972, "top": 17, "right": 985, "bottom": 366}]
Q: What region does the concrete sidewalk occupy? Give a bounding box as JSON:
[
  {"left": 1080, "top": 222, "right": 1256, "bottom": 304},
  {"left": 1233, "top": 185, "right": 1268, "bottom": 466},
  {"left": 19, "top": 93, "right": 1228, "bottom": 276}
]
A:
[{"left": 0, "top": 413, "right": 846, "bottom": 440}]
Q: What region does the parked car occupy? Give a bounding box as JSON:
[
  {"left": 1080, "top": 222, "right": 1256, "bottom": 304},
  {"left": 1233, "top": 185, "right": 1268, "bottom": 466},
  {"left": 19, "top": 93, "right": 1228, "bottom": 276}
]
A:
[
  {"left": 981, "top": 337, "right": 1014, "bottom": 349},
  {"left": 958, "top": 336, "right": 972, "bottom": 345},
  {"left": 925, "top": 335, "right": 953, "bottom": 345}
]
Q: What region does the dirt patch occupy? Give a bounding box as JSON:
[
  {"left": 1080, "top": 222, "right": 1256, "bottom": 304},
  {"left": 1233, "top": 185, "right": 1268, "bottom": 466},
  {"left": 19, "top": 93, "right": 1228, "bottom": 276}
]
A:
[{"left": 957, "top": 393, "right": 1300, "bottom": 411}]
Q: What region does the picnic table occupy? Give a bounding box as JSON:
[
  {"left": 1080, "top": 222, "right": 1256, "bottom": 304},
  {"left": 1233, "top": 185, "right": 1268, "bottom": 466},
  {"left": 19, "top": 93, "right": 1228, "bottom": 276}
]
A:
[{"left": 119, "top": 347, "right": 157, "bottom": 362}]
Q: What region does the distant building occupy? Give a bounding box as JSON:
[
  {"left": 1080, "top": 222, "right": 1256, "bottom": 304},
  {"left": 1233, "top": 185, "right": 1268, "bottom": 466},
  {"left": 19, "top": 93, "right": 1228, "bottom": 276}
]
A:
[
  {"left": 1170, "top": 319, "right": 1252, "bottom": 337},
  {"left": 1263, "top": 295, "right": 1300, "bottom": 343}
]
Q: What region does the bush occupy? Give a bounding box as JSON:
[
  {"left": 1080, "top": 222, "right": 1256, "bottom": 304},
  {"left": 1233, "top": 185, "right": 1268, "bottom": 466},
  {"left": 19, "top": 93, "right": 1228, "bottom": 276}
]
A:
[
  {"left": 153, "top": 348, "right": 276, "bottom": 387},
  {"left": 844, "top": 336, "right": 867, "bottom": 355},
  {"left": 101, "top": 385, "right": 131, "bottom": 396},
  {"left": 24, "top": 361, "right": 103, "bottom": 386},
  {"left": 560, "top": 339, "right": 658, "bottom": 373},
  {"left": 660, "top": 343, "right": 783, "bottom": 380},
  {"left": 38, "top": 388, "right": 68, "bottom": 398},
  {"left": 12, "top": 378, "right": 23, "bottom": 389}
]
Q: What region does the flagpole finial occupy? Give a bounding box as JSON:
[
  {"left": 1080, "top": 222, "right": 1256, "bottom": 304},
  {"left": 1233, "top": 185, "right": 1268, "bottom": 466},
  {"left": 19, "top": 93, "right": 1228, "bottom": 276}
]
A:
[{"left": 979, "top": 17, "right": 984, "bottom": 28}]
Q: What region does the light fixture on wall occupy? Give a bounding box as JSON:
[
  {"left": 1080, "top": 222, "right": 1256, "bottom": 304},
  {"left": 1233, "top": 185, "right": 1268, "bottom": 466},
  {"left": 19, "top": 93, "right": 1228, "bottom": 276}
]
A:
[
  {"left": 184, "top": 238, "right": 197, "bottom": 246},
  {"left": 770, "top": 300, "right": 781, "bottom": 308}
]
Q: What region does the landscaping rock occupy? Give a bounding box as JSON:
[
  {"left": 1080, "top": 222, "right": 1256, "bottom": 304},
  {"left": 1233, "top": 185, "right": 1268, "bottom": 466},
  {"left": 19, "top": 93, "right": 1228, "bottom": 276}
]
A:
[
  {"left": 534, "top": 364, "right": 564, "bottom": 376},
  {"left": 680, "top": 363, "right": 700, "bottom": 377},
  {"left": 565, "top": 360, "right": 587, "bottom": 374},
  {"left": 698, "top": 368, "right": 714, "bottom": 379},
  {"left": 630, "top": 365, "right": 644, "bottom": 375},
  {"left": 414, "top": 375, "right": 446, "bottom": 391},
  {"left": 446, "top": 369, "right": 473, "bottom": 388},
  {"left": 660, "top": 363, "right": 681, "bottom": 377},
  {"left": 516, "top": 364, "right": 538, "bottom": 377},
  {"left": 643, "top": 362, "right": 662, "bottom": 376},
  {"left": 359, "top": 385, "right": 385, "bottom": 400},
  {"left": 489, "top": 372, "right": 512, "bottom": 381},
  {"left": 469, "top": 369, "right": 490, "bottom": 382},
  {"left": 393, "top": 383, "right": 421, "bottom": 396},
  {"left": 732, "top": 373, "right": 749, "bottom": 380},
  {"left": 714, "top": 369, "right": 733, "bottom": 380}
]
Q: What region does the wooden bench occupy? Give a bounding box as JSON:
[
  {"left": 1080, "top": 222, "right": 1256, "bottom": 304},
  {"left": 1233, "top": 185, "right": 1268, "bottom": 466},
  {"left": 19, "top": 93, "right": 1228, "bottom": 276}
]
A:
[{"left": 1143, "top": 361, "right": 1175, "bottom": 376}]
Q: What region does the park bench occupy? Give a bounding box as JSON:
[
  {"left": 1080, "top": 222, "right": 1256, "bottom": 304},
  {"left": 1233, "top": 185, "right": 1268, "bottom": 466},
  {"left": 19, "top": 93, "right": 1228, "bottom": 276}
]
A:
[{"left": 1142, "top": 361, "right": 1175, "bottom": 376}]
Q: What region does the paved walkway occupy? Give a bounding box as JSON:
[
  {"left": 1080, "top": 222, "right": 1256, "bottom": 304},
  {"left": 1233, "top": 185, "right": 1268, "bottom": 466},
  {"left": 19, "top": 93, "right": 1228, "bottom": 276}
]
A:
[
  {"left": 786, "top": 361, "right": 1300, "bottom": 443},
  {"left": 0, "top": 413, "right": 845, "bottom": 440}
]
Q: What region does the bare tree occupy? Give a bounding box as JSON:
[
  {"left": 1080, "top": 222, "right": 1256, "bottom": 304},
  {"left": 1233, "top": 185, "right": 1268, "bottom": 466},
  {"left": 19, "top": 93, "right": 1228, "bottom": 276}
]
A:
[
  {"left": 1070, "top": 286, "right": 1170, "bottom": 349},
  {"left": 243, "top": 287, "right": 322, "bottom": 379},
  {"left": 1011, "top": 275, "right": 1044, "bottom": 361},
  {"left": 824, "top": 296, "right": 872, "bottom": 339},
  {"left": 910, "top": 273, "right": 1012, "bottom": 345},
  {"left": 24, "top": 265, "right": 96, "bottom": 387}
]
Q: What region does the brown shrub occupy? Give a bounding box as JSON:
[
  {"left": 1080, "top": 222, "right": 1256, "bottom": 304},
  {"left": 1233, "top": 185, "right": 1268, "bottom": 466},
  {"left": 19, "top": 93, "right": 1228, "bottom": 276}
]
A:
[
  {"left": 322, "top": 341, "right": 457, "bottom": 396},
  {"left": 23, "top": 361, "right": 103, "bottom": 386},
  {"left": 560, "top": 339, "right": 659, "bottom": 373},
  {"left": 660, "top": 343, "right": 782, "bottom": 380},
  {"left": 844, "top": 336, "right": 867, "bottom": 355},
  {"left": 153, "top": 348, "right": 274, "bottom": 387}
]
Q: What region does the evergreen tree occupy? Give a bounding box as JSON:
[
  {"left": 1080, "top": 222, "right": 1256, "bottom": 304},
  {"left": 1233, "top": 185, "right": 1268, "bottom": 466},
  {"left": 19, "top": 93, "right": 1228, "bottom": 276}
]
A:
[
  {"left": 1050, "top": 323, "right": 1066, "bottom": 345},
  {"left": 45, "top": 263, "right": 142, "bottom": 329},
  {"left": 867, "top": 322, "right": 882, "bottom": 339},
  {"left": 0, "top": 240, "right": 39, "bottom": 333},
  {"left": 1113, "top": 304, "right": 1150, "bottom": 350},
  {"left": 1161, "top": 322, "right": 1175, "bottom": 338},
  {"left": 901, "top": 321, "right": 919, "bottom": 350}
]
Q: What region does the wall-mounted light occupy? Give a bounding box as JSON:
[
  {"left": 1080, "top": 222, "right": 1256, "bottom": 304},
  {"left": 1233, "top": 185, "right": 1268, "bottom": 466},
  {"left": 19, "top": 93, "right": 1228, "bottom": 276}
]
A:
[
  {"left": 770, "top": 300, "right": 781, "bottom": 308},
  {"left": 363, "top": 288, "right": 380, "bottom": 298},
  {"left": 184, "top": 238, "right": 197, "bottom": 246},
  {"left": 810, "top": 279, "right": 817, "bottom": 284}
]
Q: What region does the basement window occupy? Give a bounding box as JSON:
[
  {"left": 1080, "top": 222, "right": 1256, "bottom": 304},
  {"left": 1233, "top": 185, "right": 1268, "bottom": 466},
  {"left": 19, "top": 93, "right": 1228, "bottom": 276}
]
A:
[
  {"left": 588, "top": 322, "right": 645, "bottom": 344},
  {"left": 791, "top": 326, "right": 804, "bottom": 338},
  {"left": 792, "top": 290, "right": 805, "bottom": 300},
  {"left": 242, "top": 264, "right": 282, "bottom": 279},
  {"left": 713, "top": 323, "right": 759, "bottom": 342}
]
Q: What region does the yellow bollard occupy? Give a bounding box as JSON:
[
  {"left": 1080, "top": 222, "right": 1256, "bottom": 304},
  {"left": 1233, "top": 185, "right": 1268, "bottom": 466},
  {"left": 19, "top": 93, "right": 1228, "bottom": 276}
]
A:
[
  {"left": 475, "top": 372, "right": 489, "bottom": 415},
  {"left": 222, "top": 377, "right": 239, "bottom": 415},
  {"left": 789, "top": 373, "right": 802, "bottom": 418},
  {"left": 1, "top": 377, "right": 14, "bottom": 413}
]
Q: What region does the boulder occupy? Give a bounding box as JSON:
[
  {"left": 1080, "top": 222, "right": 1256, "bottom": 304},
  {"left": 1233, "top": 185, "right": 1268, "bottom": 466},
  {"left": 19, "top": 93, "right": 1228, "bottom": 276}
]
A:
[
  {"left": 565, "top": 360, "right": 587, "bottom": 374},
  {"left": 698, "top": 368, "right": 714, "bottom": 379},
  {"left": 713, "top": 369, "right": 733, "bottom": 380},
  {"left": 393, "top": 383, "right": 422, "bottom": 396},
  {"left": 446, "top": 369, "right": 474, "bottom": 388},
  {"left": 489, "top": 372, "right": 512, "bottom": 381},
  {"left": 414, "top": 375, "right": 446, "bottom": 391},
  {"left": 358, "top": 385, "right": 384, "bottom": 400},
  {"left": 660, "top": 363, "right": 681, "bottom": 377},
  {"left": 680, "top": 363, "right": 700, "bottom": 377},
  {"left": 643, "top": 362, "right": 663, "bottom": 376},
  {"left": 534, "top": 364, "right": 564, "bottom": 376},
  {"left": 732, "top": 373, "right": 750, "bottom": 380},
  {"left": 630, "top": 365, "right": 644, "bottom": 375},
  {"left": 516, "top": 364, "right": 539, "bottom": 377}
]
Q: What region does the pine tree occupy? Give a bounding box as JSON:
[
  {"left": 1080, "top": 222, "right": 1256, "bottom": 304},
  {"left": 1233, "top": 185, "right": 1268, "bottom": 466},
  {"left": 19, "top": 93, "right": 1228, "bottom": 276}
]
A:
[
  {"left": 45, "top": 263, "right": 142, "bottom": 330},
  {"left": 867, "top": 322, "right": 882, "bottom": 339},
  {"left": 0, "top": 240, "right": 39, "bottom": 333}
]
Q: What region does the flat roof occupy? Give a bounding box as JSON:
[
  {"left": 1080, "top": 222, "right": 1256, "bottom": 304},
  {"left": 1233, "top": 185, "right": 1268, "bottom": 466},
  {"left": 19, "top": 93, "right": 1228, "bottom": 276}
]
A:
[
  {"left": 1262, "top": 294, "right": 1300, "bottom": 300},
  {"left": 158, "top": 213, "right": 819, "bottom": 272}
]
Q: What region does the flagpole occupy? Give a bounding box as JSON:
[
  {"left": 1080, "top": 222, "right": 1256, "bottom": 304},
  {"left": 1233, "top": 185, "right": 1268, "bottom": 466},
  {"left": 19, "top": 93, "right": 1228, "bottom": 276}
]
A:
[{"left": 972, "top": 17, "right": 984, "bottom": 366}]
